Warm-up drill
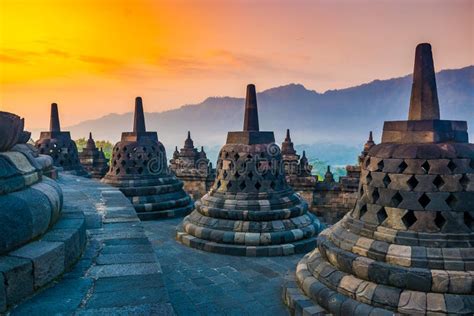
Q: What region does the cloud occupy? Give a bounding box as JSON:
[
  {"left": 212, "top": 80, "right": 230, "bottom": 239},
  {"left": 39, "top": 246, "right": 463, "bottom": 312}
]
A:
[
  {"left": 78, "top": 55, "right": 121, "bottom": 66},
  {"left": 0, "top": 54, "right": 26, "bottom": 64},
  {"left": 46, "top": 49, "right": 70, "bottom": 58}
]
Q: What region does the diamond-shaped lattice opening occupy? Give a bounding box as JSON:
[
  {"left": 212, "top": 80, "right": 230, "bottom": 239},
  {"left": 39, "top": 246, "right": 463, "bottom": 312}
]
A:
[
  {"left": 123, "top": 146, "right": 128, "bottom": 152},
  {"left": 234, "top": 153, "right": 239, "bottom": 160},
  {"left": 446, "top": 193, "right": 458, "bottom": 208},
  {"left": 365, "top": 157, "right": 371, "bottom": 168},
  {"left": 270, "top": 181, "right": 276, "bottom": 190},
  {"left": 226, "top": 181, "right": 233, "bottom": 190},
  {"left": 117, "top": 153, "right": 122, "bottom": 160},
  {"left": 383, "top": 174, "right": 391, "bottom": 187},
  {"left": 398, "top": 161, "right": 408, "bottom": 173},
  {"left": 391, "top": 192, "right": 403, "bottom": 207},
  {"left": 464, "top": 212, "right": 473, "bottom": 230},
  {"left": 433, "top": 175, "right": 445, "bottom": 189},
  {"left": 247, "top": 154, "right": 252, "bottom": 159},
  {"left": 421, "top": 161, "right": 431, "bottom": 174},
  {"left": 377, "top": 160, "right": 384, "bottom": 172},
  {"left": 372, "top": 188, "right": 380, "bottom": 203},
  {"left": 366, "top": 172, "right": 372, "bottom": 185},
  {"left": 215, "top": 180, "right": 221, "bottom": 189},
  {"left": 359, "top": 204, "right": 368, "bottom": 219},
  {"left": 460, "top": 174, "right": 469, "bottom": 190},
  {"left": 418, "top": 193, "right": 431, "bottom": 208},
  {"left": 248, "top": 171, "right": 253, "bottom": 179},
  {"left": 407, "top": 176, "right": 419, "bottom": 190},
  {"left": 377, "top": 207, "right": 388, "bottom": 224},
  {"left": 120, "top": 160, "right": 126, "bottom": 166},
  {"left": 447, "top": 160, "right": 456, "bottom": 172},
  {"left": 359, "top": 186, "right": 364, "bottom": 196},
  {"left": 402, "top": 210, "right": 417, "bottom": 229},
  {"left": 137, "top": 167, "right": 143, "bottom": 174},
  {"left": 434, "top": 212, "right": 446, "bottom": 230},
  {"left": 235, "top": 171, "right": 240, "bottom": 179},
  {"left": 255, "top": 181, "right": 262, "bottom": 191},
  {"left": 239, "top": 181, "right": 246, "bottom": 190},
  {"left": 222, "top": 170, "right": 228, "bottom": 179}
]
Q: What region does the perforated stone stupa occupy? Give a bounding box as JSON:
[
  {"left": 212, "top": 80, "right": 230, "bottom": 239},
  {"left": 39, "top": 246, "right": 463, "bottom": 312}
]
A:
[
  {"left": 284, "top": 43, "right": 474, "bottom": 315},
  {"left": 177, "top": 84, "right": 322, "bottom": 256},
  {"left": 102, "top": 97, "right": 193, "bottom": 220},
  {"left": 35, "top": 103, "right": 89, "bottom": 177},
  {"left": 79, "top": 132, "right": 109, "bottom": 179}
]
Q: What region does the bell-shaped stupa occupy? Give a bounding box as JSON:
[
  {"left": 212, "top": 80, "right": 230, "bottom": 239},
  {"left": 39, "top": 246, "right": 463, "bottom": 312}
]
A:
[
  {"left": 177, "top": 84, "right": 322, "bottom": 256},
  {"left": 79, "top": 132, "right": 109, "bottom": 179},
  {"left": 284, "top": 43, "right": 474, "bottom": 315},
  {"left": 102, "top": 97, "right": 193, "bottom": 220},
  {"left": 35, "top": 103, "right": 89, "bottom": 177}
]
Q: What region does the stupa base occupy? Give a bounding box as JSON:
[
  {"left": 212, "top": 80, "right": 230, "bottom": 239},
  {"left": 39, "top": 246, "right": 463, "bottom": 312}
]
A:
[
  {"left": 136, "top": 203, "right": 194, "bottom": 220},
  {"left": 176, "top": 226, "right": 318, "bottom": 257}
]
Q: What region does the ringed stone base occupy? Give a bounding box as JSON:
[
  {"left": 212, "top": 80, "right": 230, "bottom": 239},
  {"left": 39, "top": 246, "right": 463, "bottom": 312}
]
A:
[
  {"left": 0, "top": 212, "right": 86, "bottom": 312},
  {"left": 176, "top": 225, "right": 317, "bottom": 257}
]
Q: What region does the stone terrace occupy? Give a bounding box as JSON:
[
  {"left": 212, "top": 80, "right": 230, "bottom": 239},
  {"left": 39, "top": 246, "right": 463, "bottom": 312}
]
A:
[
  {"left": 144, "top": 219, "right": 301, "bottom": 315},
  {"left": 8, "top": 174, "right": 302, "bottom": 315},
  {"left": 9, "top": 175, "right": 173, "bottom": 315}
]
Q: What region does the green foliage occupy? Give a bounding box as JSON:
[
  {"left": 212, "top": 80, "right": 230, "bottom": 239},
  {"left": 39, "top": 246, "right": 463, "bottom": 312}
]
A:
[{"left": 75, "top": 138, "right": 114, "bottom": 160}]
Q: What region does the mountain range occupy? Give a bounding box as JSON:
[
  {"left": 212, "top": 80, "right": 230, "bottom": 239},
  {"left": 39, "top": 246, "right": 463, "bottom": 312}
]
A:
[{"left": 32, "top": 65, "right": 474, "bottom": 166}]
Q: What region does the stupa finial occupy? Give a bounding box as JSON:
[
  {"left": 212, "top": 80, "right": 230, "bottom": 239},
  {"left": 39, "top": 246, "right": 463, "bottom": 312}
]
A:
[
  {"left": 89, "top": 132, "right": 93, "bottom": 140},
  {"left": 408, "top": 43, "right": 440, "bottom": 120},
  {"left": 369, "top": 131, "right": 373, "bottom": 142},
  {"left": 243, "top": 84, "right": 259, "bottom": 131},
  {"left": 187, "top": 131, "right": 191, "bottom": 139},
  {"left": 285, "top": 129, "right": 291, "bottom": 141},
  {"left": 133, "top": 97, "right": 146, "bottom": 133},
  {"left": 50, "top": 103, "right": 61, "bottom": 132}
]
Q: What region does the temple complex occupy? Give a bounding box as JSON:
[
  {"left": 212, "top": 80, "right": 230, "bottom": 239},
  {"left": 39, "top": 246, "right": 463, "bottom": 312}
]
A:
[
  {"left": 177, "top": 84, "right": 322, "bottom": 256},
  {"left": 284, "top": 43, "right": 474, "bottom": 314},
  {"left": 169, "top": 131, "right": 215, "bottom": 200},
  {"left": 78, "top": 132, "right": 109, "bottom": 179},
  {"left": 35, "top": 103, "right": 89, "bottom": 177},
  {"left": 0, "top": 111, "right": 86, "bottom": 312},
  {"left": 101, "top": 97, "right": 194, "bottom": 220}
]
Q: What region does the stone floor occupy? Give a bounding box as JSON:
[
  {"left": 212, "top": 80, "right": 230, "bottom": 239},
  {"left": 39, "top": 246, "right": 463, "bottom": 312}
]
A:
[
  {"left": 7, "top": 174, "right": 303, "bottom": 316},
  {"left": 144, "top": 219, "right": 303, "bottom": 316}
]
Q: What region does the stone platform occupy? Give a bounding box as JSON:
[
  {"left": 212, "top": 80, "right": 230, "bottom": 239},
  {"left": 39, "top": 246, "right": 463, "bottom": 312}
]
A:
[
  {"left": 9, "top": 174, "right": 173, "bottom": 315},
  {"left": 145, "top": 218, "right": 303, "bottom": 315}
]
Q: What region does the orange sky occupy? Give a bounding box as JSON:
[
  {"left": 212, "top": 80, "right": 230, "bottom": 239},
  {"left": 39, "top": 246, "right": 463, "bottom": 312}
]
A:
[{"left": 0, "top": 0, "right": 473, "bottom": 129}]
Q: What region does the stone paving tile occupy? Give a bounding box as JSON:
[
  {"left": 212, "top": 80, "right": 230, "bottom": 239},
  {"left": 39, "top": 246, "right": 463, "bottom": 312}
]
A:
[{"left": 143, "top": 218, "right": 304, "bottom": 316}]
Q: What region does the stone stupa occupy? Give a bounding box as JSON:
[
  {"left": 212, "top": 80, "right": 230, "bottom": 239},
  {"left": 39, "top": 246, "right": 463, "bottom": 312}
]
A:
[
  {"left": 177, "top": 84, "right": 322, "bottom": 256},
  {"left": 102, "top": 97, "right": 194, "bottom": 220},
  {"left": 35, "top": 103, "right": 89, "bottom": 177},
  {"left": 79, "top": 132, "right": 109, "bottom": 179},
  {"left": 284, "top": 43, "right": 474, "bottom": 315}
]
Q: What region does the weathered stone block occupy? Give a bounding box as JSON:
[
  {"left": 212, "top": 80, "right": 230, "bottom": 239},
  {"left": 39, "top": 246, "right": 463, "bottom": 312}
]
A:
[
  {"left": 0, "top": 256, "right": 33, "bottom": 305},
  {"left": 10, "top": 241, "right": 65, "bottom": 288}
]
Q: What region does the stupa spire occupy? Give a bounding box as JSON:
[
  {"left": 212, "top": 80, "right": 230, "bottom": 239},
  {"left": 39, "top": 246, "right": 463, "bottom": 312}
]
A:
[
  {"left": 133, "top": 97, "right": 146, "bottom": 133},
  {"left": 243, "top": 84, "right": 259, "bottom": 131},
  {"left": 408, "top": 43, "right": 440, "bottom": 120},
  {"left": 285, "top": 129, "right": 291, "bottom": 141},
  {"left": 50, "top": 103, "right": 61, "bottom": 132}
]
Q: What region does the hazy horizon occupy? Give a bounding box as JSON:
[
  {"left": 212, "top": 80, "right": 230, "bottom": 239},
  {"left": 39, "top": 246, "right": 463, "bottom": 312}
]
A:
[{"left": 1, "top": 0, "right": 473, "bottom": 129}]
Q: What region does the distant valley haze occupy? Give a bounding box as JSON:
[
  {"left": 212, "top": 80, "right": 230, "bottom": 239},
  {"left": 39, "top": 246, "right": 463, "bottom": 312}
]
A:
[{"left": 29, "top": 65, "right": 474, "bottom": 166}]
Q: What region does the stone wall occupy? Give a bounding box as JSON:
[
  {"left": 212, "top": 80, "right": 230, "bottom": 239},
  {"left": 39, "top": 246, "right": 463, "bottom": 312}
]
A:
[
  {"left": 311, "top": 187, "right": 358, "bottom": 224},
  {"left": 180, "top": 176, "right": 214, "bottom": 201}
]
